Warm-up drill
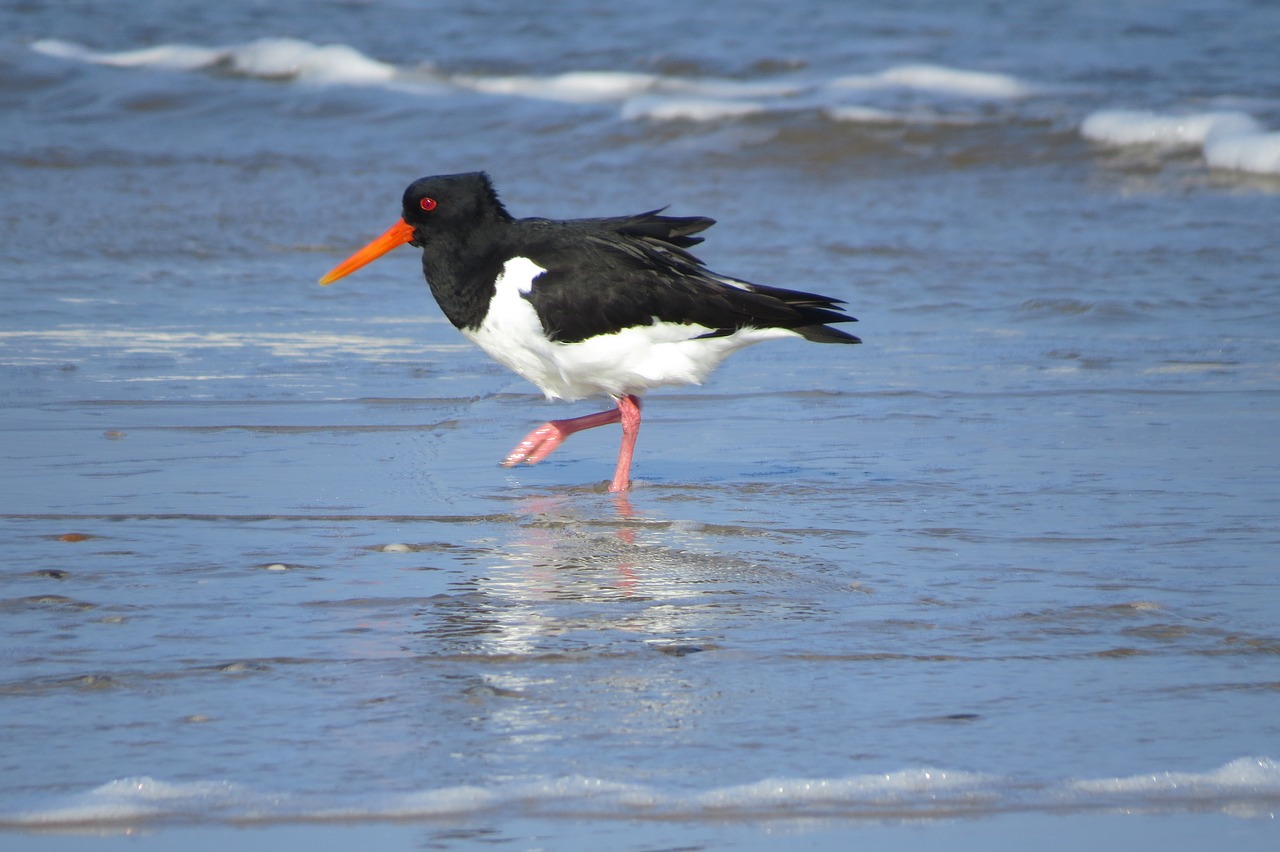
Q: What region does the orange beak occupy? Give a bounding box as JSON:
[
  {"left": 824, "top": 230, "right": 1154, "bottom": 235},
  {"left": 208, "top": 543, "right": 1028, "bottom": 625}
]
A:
[{"left": 318, "top": 218, "right": 416, "bottom": 285}]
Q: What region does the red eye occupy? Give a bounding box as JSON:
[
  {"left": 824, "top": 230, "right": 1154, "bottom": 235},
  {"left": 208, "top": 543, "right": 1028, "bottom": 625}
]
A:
[{"left": 419, "top": 197, "right": 438, "bottom": 212}]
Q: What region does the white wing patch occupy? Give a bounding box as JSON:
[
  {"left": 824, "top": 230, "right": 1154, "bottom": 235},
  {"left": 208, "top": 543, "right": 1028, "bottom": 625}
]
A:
[
  {"left": 462, "top": 256, "right": 557, "bottom": 391},
  {"left": 499, "top": 256, "right": 543, "bottom": 296},
  {"left": 463, "top": 256, "right": 801, "bottom": 401}
]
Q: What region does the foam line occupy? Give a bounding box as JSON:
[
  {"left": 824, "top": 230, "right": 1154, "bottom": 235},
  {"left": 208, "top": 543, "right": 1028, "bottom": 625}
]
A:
[{"left": 1081, "top": 108, "right": 1280, "bottom": 174}]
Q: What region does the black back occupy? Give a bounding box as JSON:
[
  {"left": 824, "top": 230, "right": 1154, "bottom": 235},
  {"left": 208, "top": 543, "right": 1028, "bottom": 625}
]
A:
[{"left": 398, "top": 172, "right": 860, "bottom": 345}]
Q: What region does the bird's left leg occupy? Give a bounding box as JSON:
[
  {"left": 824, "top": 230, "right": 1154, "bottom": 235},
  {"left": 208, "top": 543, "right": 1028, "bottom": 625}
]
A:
[{"left": 502, "top": 406, "right": 622, "bottom": 467}]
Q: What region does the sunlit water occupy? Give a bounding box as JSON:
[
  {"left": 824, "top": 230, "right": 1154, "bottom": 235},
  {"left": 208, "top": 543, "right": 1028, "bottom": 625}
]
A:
[{"left": 2, "top": 0, "right": 1278, "bottom": 847}]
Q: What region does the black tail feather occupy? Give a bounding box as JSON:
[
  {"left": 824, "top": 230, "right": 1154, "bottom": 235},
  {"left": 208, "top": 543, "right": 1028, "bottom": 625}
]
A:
[
  {"left": 795, "top": 324, "right": 862, "bottom": 344},
  {"left": 614, "top": 209, "right": 716, "bottom": 249}
]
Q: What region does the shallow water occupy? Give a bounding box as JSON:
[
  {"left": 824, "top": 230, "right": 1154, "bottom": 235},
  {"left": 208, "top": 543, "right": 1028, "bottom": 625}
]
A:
[{"left": 2, "top": 0, "right": 1279, "bottom": 847}]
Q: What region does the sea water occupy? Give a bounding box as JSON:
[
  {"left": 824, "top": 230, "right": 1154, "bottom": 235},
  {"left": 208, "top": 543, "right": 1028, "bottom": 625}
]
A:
[{"left": 2, "top": 0, "right": 1278, "bottom": 848}]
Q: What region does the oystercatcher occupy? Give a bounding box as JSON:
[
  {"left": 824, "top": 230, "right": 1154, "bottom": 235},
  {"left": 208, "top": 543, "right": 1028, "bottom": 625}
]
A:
[{"left": 319, "top": 172, "right": 859, "bottom": 492}]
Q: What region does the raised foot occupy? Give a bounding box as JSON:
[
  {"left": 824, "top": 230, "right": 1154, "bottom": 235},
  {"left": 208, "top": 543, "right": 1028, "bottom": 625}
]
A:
[
  {"left": 500, "top": 407, "right": 623, "bottom": 467},
  {"left": 500, "top": 397, "right": 640, "bottom": 493},
  {"left": 501, "top": 421, "right": 569, "bottom": 467}
]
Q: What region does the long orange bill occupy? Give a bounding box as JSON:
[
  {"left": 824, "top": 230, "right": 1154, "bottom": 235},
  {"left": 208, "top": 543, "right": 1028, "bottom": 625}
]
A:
[{"left": 318, "top": 218, "right": 416, "bottom": 285}]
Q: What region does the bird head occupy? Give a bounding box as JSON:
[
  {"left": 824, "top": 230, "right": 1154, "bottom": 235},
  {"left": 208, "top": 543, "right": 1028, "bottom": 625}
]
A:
[{"left": 318, "top": 172, "right": 509, "bottom": 285}]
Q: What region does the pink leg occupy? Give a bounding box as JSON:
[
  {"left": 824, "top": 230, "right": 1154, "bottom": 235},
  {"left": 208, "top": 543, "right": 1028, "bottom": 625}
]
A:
[
  {"left": 501, "top": 395, "right": 643, "bottom": 492},
  {"left": 608, "top": 394, "right": 642, "bottom": 493},
  {"left": 502, "top": 406, "right": 621, "bottom": 467}
]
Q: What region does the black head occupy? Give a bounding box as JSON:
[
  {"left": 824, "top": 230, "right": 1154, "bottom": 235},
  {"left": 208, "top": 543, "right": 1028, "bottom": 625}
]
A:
[
  {"left": 318, "top": 171, "right": 512, "bottom": 289},
  {"left": 400, "top": 172, "right": 513, "bottom": 246}
]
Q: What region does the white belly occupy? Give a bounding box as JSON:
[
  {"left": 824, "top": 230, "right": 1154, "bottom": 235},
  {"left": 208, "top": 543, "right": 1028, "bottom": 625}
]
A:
[{"left": 461, "top": 257, "right": 798, "bottom": 401}]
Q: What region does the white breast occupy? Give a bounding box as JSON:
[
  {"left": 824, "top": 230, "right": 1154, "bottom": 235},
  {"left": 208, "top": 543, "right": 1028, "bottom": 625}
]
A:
[{"left": 462, "top": 257, "right": 799, "bottom": 402}]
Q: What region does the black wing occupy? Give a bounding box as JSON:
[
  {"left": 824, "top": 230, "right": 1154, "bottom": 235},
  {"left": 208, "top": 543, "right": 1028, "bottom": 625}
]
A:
[{"left": 516, "top": 214, "right": 860, "bottom": 345}]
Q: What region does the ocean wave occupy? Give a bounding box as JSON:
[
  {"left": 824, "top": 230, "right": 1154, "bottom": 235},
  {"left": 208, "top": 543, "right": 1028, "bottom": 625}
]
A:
[
  {"left": 43, "top": 32, "right": 1279, "bottom": 173},
  {"left": 1204, "top": 128, "right": 1280, "bottom": 175},
  {"left": 823, "top": 105, "right": 982, "bottom": 126},
  {"left": 1067, "top": 756, "right": 1280, "bottom": 799},
  {"left": 453, "top": 69, "right": 660, "bottom": 103},
  {"left": 1080, "top": 109, "right": 1259, "bottom": 148},
  {"left": 1081, "top": 108, "right": 1280, "bottom": 175},
  {"left": 5, "top": 757, "right": 1277, "bottom": 828},
  {"left": 621, "top": 96, "right": 774, "bottom": 121},
  {"left": 31, "top": 37, "right": 397, "bottom": 84},
  {"left": 29, "top": 36, "right": 1038, "bottom": 127},
  {"left": 827, "top": 64, "right": 1037, "bottom": 99}
]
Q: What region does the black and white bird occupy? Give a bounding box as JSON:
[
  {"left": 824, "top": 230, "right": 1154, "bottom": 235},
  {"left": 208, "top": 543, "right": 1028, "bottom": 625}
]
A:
[{"left": 319, "top": 172, "right": 859, "bottom": 492}]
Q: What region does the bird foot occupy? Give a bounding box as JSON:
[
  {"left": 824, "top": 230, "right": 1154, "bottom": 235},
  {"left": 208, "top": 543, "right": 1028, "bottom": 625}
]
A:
[
  {"left": 502, "top": 421, "right": 569, "bottom": 466},
  {"left": 501, "top": 407, "right": 624, "bottom": 467},
  {"left": 500, "top": 399, "right": 639, "bottom": 490}
]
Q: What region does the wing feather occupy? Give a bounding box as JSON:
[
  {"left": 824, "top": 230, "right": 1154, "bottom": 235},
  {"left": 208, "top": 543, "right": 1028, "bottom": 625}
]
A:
[{"left": 514, "top": 213, "right": 860, "bottom": 345}]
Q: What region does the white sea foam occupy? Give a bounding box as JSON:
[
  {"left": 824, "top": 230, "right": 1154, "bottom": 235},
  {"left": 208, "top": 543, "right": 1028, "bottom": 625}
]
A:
[
  {"left": 667, "top": 78, "right": 806, "bottom": 100},
  {"left": 1080, "top": 109, "right": 1261, "bottom": 148},
  {"left": 455, "top": 70, "right": 660, "bottom": 102},
  {"left": 30, "top": 36, "right": 396, "bottom": 84},
  {"left": 31, "top": 38, "right": 223, "bottom": 71},
  {"left": 6, "top": 759, "right": 1277, "bottom": 827},
  {"left": 457, "top": 71, "right": 805, "bottom": 109},
  {"left": 1081, "top": 109, "right": 1280, "bottom": 174},
  {"left": 824, "top": 105, "right": 981, "bottom": 126},
  {"left": 4, "top": 777, "right": 251, "bottom": 826},
  {"left": 621, "top": 96, "right": 772, "bottom": 121},
  {"left": 328, "top": 785, "right": 499, "bottom": 819},
  {"left": 692, "top": 768, "right": 997, "bottom": 811},
  {"left": 224, "top": 38, "right": 396, "bottom": 84},
  {"left": 1204, "top": 128, "right": 1280, "bottom": 174},
  {"left": 1067, "top": 756, "right": 1280, "bottom": 797},
  {"left": 829, "top": 64, "right": 1036, "bottom": 99},
  {"left": 823, "top": 105, "right": 904, "bottom": 124}
]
